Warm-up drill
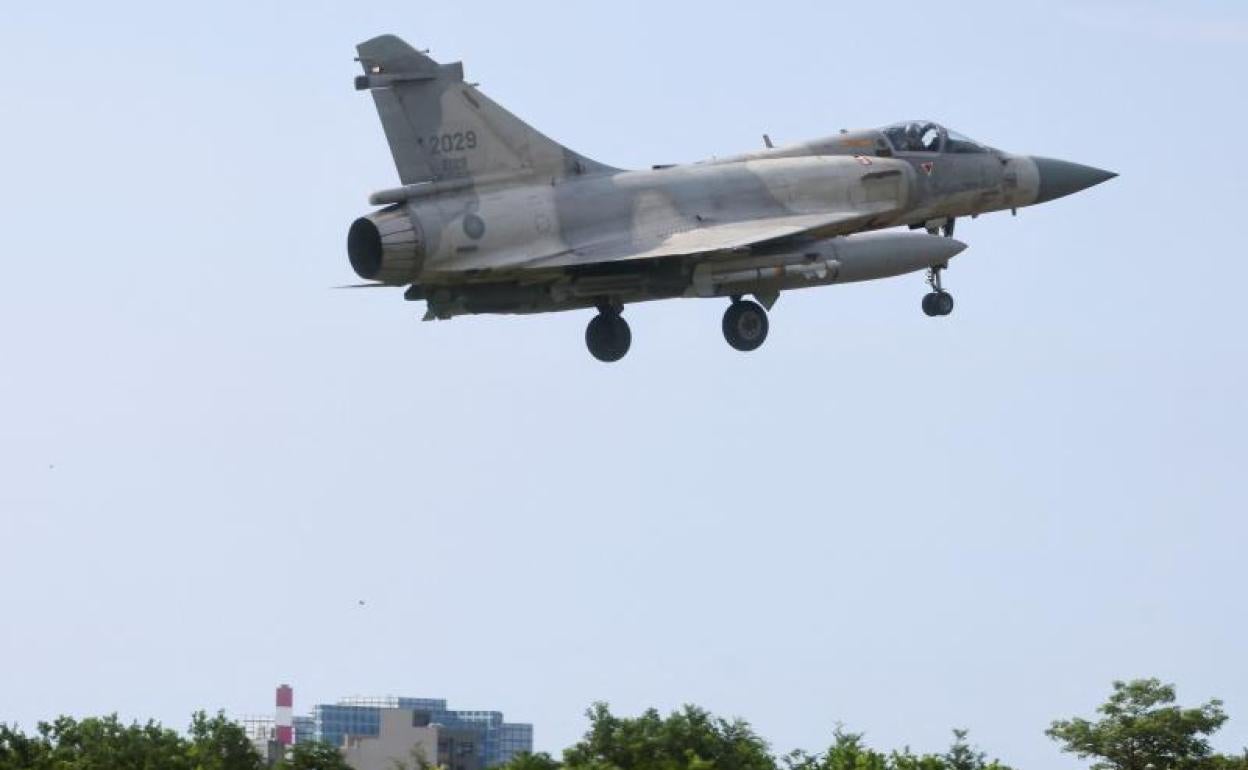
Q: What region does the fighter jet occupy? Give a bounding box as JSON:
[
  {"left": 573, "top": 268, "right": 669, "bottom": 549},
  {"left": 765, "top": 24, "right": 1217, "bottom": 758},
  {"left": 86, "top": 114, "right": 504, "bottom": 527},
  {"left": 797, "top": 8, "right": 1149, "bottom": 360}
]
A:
[{"left": 346, "top": 35, "right": 1115, "bottom": 362}]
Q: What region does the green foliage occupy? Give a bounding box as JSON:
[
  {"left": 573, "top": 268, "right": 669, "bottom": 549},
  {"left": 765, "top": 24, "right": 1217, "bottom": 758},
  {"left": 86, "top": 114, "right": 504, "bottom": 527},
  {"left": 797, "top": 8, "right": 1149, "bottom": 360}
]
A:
[
  {"left": 273, "top": 741, "right": 353, "bottom": 770},
  {"left": 0, "top": 723, "right": 51, "bottom": 770},
  {"left": 1047, "top": 679, "right": 1230, "bottom": 770},
  {"left": 782, "top": 728, "right": 1011, "bottom": 770},
  {"left": 502, "top": 753, "right": 563, "bottom": 770},
  {"left": 784, "top": 728, "right": 888, "bottom": 770},
  {"left": 188, "top": 711, "right": 267, "bottom": 770},
  {"left": 492, "top": 706, "right": 1009, "bottom": 770},
  {"left": 42, "top": 714, "right": 191, "bottom": 770},
  {"left": 0, "top": 713, "right": 264, "bottom": 770},
  {"left": 1205, "top": 753, "right": 1248, "bottom": 770},
  {"left": 560, "top": 702, "right": 775, "bottom": 770}
]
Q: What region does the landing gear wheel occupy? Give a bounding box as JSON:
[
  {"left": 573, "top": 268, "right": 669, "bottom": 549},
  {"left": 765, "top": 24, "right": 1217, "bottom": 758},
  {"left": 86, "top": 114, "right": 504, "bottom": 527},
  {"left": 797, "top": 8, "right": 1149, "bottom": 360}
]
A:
[
  {"left": 922, "top": 291, "right": 955, "bottom": 317},
  {"left": 722, "top": 300, "right": 769, "bottom": 352},
  {"left": 585, "top": 312, "right": 632, "bottom": 362}
]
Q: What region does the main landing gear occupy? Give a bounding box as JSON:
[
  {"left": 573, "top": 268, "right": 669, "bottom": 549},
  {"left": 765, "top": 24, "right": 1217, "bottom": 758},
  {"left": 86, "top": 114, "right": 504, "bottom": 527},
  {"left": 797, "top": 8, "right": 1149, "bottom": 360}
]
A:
[
  {"left": 585, "top": 305, "right": 631, "bottom": 362},
  {"left": 722, "top": 298, "right": 769, "bottom": 352},
  {"left": 922, "top": 265, "right": 955, "bottom": 318},
  {"left": 584, "top": 298, "right": 774, "bottom": 362}
]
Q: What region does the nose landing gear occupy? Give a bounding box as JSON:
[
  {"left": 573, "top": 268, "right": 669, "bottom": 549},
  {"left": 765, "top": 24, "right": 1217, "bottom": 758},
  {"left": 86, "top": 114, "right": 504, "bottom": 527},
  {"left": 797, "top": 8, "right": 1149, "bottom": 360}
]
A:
[{"left": 922, "top": 266, "right": 955, "bottom": 317}]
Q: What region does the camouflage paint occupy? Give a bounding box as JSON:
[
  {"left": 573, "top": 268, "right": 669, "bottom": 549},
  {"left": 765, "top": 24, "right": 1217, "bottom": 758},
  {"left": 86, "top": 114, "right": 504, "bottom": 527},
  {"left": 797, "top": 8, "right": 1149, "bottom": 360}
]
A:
[{"left": 347, "top": 36, "right": 1113, "bottom": 320}]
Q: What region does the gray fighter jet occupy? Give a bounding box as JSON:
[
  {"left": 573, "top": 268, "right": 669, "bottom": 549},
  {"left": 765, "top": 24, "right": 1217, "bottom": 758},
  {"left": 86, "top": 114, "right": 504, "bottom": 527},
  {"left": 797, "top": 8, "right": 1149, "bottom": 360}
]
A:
[{"left": 346, "top": 35, "right": 1115, "bottom": 362}]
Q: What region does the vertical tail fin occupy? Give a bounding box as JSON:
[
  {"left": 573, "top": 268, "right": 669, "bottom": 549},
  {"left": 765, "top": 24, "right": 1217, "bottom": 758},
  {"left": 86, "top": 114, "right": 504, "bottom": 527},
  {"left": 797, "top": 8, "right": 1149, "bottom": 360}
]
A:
[{"left": 355, "top": 35, "right": 616, "bottom": 185}]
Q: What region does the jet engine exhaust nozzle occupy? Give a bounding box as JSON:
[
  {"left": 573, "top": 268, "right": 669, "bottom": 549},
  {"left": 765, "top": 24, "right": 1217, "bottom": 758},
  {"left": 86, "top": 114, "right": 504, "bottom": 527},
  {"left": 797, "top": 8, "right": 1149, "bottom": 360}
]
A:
[{"left": 347, "top": 207, "right": 425, "bottom": 283}]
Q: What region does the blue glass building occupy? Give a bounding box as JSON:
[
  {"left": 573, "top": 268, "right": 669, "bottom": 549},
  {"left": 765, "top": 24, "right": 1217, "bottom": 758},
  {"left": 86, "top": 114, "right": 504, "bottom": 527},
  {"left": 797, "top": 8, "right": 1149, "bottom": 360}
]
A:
[
  {"left": 306, "top": 696, "right": 532, "bottom": 767},
  {"left": 293, "top": 715, "right": 316, "bottom": 747}
]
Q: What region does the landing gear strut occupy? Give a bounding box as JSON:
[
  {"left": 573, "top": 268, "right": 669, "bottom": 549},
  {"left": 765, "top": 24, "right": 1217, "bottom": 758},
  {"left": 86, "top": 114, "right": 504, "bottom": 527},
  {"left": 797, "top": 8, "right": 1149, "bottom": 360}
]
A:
[
  {"left": 924, "top": 216, "right": 957, "bottom": 238},
  {"left": 722, "top": 298, "right": 769, "bottom": 351},
  {"left": 922, "top": 266, "right": 955, "bottom": 317},
  {"left": 585, "top": 305, "right": 631, "bottom": 362}
]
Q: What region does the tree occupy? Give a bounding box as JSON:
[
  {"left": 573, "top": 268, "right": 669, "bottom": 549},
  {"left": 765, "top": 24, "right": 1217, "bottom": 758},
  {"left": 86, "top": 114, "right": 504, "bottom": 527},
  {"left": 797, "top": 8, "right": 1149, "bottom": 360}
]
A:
[
  {"left": 561, "top": 703, "right": 775, "bottom": 770},
  {"left": 1047, "top": 679, "right": 1229, "bottom": 770},
  {"left": 1205, "top": 755, "right": 1248, "bottom": 770},
  {"left": 19, "top": 714, "right": 193, "bottom": 770},
  {"left": 937, "top": 729, "right": 1012, "bottom": 770},
  {"left": 274, "top": 741, "right": 354, "bottom": 770},
  {"left": 0, "top": 723, "right": 51, "bottom": 770},
  {"left": 502, "top": 753, "right": 562, "bottom": 770},
  {"left": 783, "top": 728, "right": 887, "bottom": 770},
  {"left": 782, "top": 728, "right": 1011, "bottom": 770},
  {"left": 943, "top": 731, "right": 982, "bottom": 770},
  {"left": 187, "top": 711, "right": 266, "bottom": 770}
]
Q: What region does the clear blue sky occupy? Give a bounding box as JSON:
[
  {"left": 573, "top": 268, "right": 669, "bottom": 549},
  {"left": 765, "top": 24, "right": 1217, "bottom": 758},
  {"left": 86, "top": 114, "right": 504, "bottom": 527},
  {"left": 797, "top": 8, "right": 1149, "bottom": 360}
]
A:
[{"left": 1, "top": 1, "right": 1245, "bottom": 768}]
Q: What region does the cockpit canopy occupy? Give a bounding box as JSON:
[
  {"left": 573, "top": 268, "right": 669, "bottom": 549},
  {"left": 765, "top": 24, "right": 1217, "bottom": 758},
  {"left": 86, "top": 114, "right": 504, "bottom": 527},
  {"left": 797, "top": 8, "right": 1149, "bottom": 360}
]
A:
[{"left": 882, "top": 121, "right": 989, "bottom": 154}]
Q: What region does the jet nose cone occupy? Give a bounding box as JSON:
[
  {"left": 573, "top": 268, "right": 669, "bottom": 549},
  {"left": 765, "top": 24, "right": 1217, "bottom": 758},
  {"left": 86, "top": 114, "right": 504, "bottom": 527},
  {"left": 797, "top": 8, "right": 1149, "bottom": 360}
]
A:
[{"left": 1031, "top": 157, "right": 1118, "bottom": 204}]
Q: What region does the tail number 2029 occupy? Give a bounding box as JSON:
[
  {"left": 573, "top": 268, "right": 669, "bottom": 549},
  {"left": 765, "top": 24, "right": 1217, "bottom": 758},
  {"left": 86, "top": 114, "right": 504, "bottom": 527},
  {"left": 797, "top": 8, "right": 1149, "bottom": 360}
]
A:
[{"left": 427, "top": 131, "right": 479, "bottom": 155}]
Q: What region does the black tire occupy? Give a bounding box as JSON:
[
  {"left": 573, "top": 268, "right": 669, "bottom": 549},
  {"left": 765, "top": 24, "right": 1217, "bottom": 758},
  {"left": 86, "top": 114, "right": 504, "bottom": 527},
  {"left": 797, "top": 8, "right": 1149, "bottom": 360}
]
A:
[
  {"left": 923, "top": 292, "right": 954, "bottom": 317},
  {"left": 722, "top": 300, "right": 769, "bottom": 352},
  {"left": 585, "top": 313, "right": 632, "bottom": 362}
]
